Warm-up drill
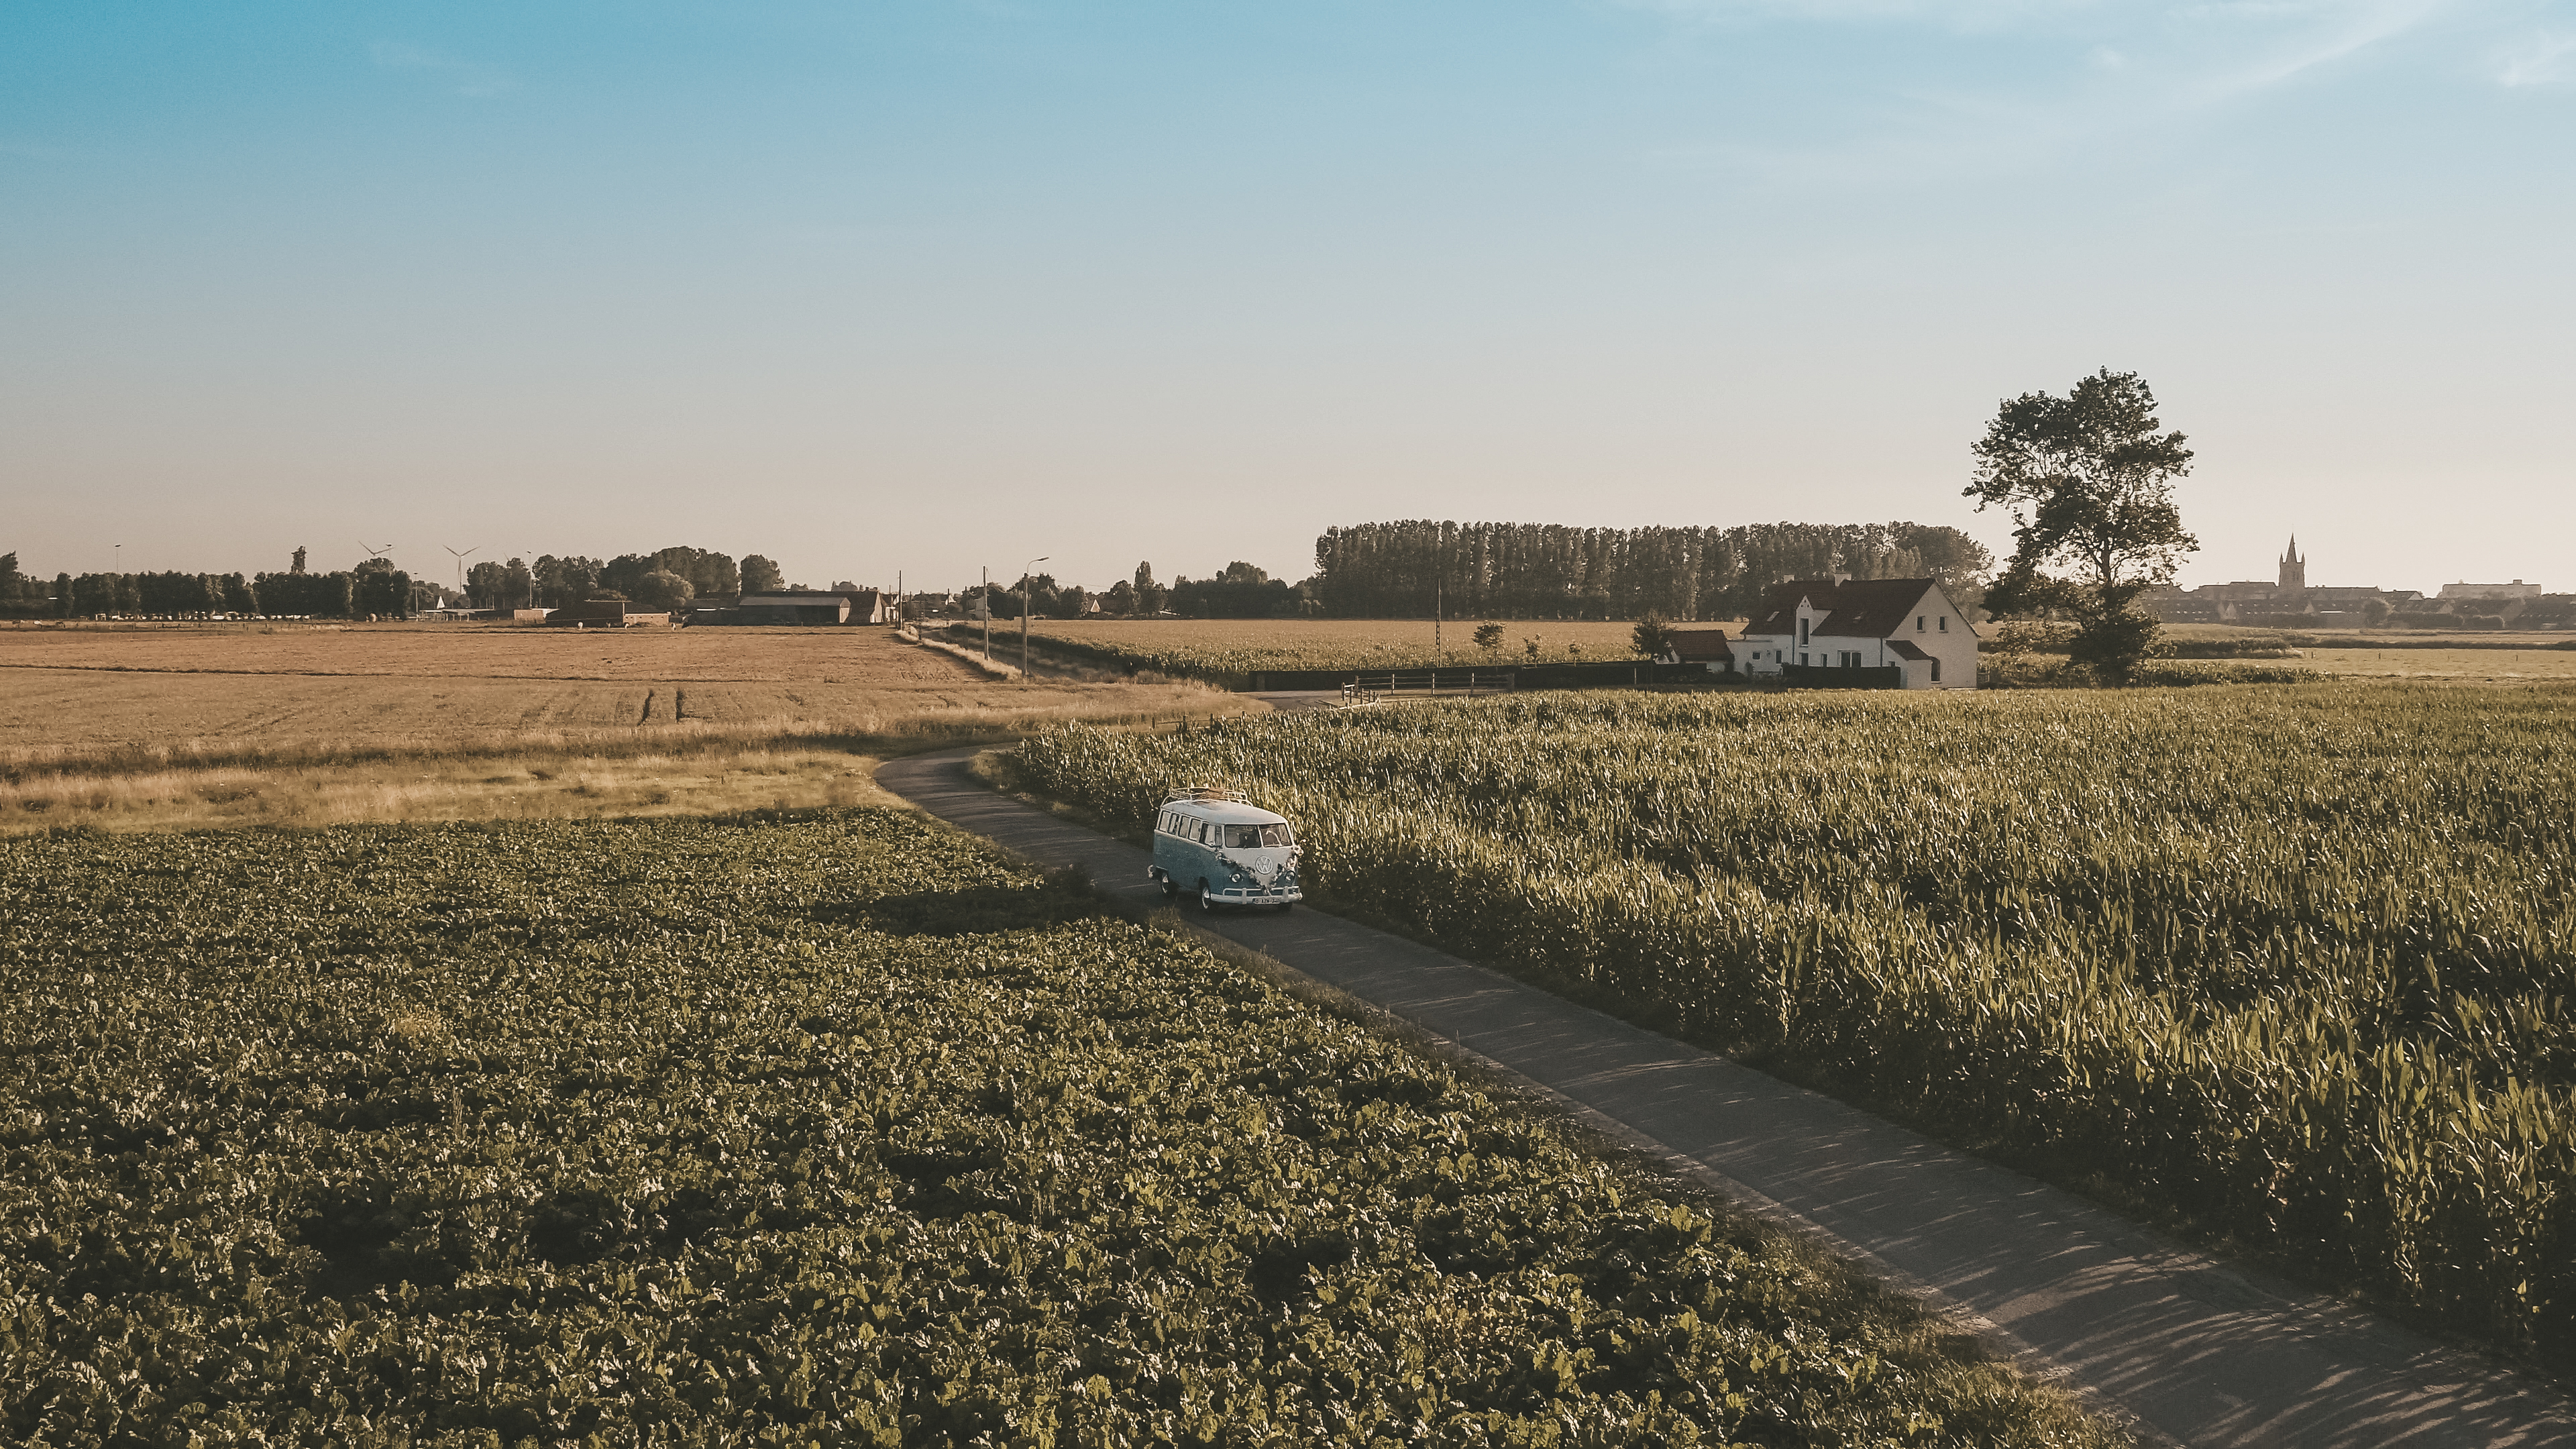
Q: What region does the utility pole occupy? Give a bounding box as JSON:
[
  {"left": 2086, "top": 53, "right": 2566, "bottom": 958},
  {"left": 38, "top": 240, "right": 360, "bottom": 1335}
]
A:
[
  {"left": 981, "top": 567, "right": 991, "bottom": 661},
  {"left": 1436, "top": 576, "right": 1443, "bottom": 653},
  {"left": 1020, "top": 555, "right": 1048, "bottom": 684}
]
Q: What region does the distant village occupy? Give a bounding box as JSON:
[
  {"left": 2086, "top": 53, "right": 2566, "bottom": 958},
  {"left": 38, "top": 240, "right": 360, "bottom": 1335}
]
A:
[{"left": 2143, "top": 538, "right": 2569, "bottom": 629}]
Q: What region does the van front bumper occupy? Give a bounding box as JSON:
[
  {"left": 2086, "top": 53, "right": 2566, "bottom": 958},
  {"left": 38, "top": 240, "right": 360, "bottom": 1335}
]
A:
[{"left": 1148, "top": 867, "right": 1301, "bottom": 905}]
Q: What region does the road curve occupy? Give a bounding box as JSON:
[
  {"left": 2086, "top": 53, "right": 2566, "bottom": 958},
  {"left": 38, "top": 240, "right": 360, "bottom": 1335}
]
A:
[{"left": 877, "top": 745, "right": 2576, "bottom": 1449}]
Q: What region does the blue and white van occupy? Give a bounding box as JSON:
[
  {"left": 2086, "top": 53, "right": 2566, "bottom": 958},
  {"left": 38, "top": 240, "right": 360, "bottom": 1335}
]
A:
[{"left": 1148, "top": 788, "right": 1303, "bottom": 911}]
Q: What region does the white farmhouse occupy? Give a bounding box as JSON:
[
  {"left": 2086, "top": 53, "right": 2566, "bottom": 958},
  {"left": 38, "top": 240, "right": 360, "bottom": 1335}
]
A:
[{"left": 1735, "top": 577, "right": 1978, "bottom": 690}]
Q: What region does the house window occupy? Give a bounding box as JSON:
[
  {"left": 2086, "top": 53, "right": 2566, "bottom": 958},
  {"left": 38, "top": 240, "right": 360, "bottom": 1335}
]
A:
[
  {"left": 1799, "top": 652, "right": 1809, "bottom": 666},
  {"left": 1917, "top": 615, "right": 1925, "bottom": 631},
  {"left": 1931, "top": 658, "right": 1942, "bottom": 683},
  {"left": 1799, "top": 618, "right": 1811, "bottom": 645},
  {"left": 1939, "top": 616, "right": 1948, "bottom": 631}
]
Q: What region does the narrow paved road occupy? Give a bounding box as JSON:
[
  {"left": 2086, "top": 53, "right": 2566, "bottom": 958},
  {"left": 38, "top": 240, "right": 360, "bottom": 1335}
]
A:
[{"left": 877, "top": 746, "right": 2576, "bottom": 1449}]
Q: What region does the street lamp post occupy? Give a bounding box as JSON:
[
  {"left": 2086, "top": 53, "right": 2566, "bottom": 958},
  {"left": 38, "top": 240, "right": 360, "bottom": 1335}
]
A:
[{"left": 1019, "top": 556, "right": 1048, "bottom": 684}]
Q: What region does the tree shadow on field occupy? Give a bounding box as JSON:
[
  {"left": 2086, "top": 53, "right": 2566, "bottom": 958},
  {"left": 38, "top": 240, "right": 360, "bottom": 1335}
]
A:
[{"left": 817, "top": 863, "right": 1109, "bottom": 938}]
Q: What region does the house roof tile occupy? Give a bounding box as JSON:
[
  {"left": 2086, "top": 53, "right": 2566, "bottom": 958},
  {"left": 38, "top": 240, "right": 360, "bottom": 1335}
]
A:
[
  {"left": 1747, "top": 578, "right": 1946, "bottom": 641},
  {"left": 1666, "top": 629, "right": 1734, "bottom": 660}
]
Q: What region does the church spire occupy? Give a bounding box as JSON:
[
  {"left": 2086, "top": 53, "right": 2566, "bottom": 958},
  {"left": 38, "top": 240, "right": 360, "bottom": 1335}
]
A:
[{"left": 2279, "top": 534, "right": 2306, "bottom": 592}]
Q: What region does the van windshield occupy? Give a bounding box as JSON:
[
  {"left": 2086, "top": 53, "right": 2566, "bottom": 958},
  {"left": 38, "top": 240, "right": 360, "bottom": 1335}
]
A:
[{"left": 1222, "top": 824, "right": 1295, "bottom": 849}]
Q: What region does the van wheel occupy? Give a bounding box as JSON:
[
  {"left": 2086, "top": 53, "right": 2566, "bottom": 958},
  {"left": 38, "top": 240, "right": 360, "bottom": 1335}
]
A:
[
  {"left": 1157, "top": 873, "right": 1177, "bottom": 899},
  {"left": 1196, "top": 881, "right": 1216, "bottom": 912}
]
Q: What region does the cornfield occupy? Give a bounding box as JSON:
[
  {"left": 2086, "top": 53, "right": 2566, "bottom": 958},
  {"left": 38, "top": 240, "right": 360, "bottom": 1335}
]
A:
[{"left": 1016, "top": 683, "right": 2576, "bottom": 1366}]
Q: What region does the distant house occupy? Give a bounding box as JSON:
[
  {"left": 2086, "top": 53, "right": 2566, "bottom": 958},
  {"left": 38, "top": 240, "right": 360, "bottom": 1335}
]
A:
[
  {"left": 1736, "top": 577, "right": 1977, "bottom": 690},
  {"left": 2439, "top": 580, "right": 2546, "bottom": 602},
  {"left": 826, "top": 590, "right": 891, "bottom": 624},
  {"left": 1657, "top": 629, "right": 1737, "bottom": 674},
  {"left": 543, "top": 601, "right": 671, "bottom": 628}
]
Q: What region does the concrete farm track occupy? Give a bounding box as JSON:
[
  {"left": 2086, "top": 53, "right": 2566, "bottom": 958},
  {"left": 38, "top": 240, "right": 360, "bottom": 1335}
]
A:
[{"left": 877, "top": 745, "right": 2576, "bottom": 1449}]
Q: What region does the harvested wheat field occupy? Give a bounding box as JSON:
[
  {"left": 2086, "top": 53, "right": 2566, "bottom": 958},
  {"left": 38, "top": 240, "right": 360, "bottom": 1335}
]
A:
[
  {"left": 2298, "top": 647, "right": 2576, "bottom": 679},
  {"left": 0, "top": 623, "right": 1240, "bottom": 833},
  {"left": 1014, "top": 616, "right": 1741, "bottom": 679},
  {"left": 0, "top": 619, "right": 985, "bottom": 682}
]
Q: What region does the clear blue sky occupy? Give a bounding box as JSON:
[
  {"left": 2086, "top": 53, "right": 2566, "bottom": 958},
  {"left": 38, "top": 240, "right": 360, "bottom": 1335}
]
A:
[{"left": 5, "top": 0, "right": 2569, "bottom": 598}]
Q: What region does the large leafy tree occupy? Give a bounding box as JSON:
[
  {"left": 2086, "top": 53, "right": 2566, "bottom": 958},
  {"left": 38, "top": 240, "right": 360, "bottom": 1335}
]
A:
[
  {"left": 1966, "top": 368, "right": 2196, "bottom": 680},
  {"left": 633, "top": 569, "right": 696, "bottom": 610},
  {"left": 739, "top": 555, "right": 786, "bottom": 594}
]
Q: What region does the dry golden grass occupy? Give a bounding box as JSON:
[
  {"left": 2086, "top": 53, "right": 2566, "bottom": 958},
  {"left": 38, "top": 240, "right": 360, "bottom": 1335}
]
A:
[
  {"left": 0, "top": 619, "right": 980, "bottom": 682},
  {"left": 1020, "top": 616, "right": 1743, "bottom": 672},
  {"left": 2158, "top": 622, "right": 2575, "bottom": 649},
  {"left": 2298, "top": 648, "right": 2576, "bottom": 680},
  {"left": 0, "top": 667, "right": 1230, "bottom": 775},
  {"left": 0, "top": 621, "right": 1247, "bottom": 833},
  {"left": 3, "top": 746, "right": 914, "bottom": 835}
]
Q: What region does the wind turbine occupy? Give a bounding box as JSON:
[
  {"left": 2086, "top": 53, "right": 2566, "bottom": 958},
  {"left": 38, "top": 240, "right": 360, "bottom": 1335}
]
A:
[
  {"left": 444, "top": 545, "right": 480, "bottom": 590},
  {"left": 360, "top": 541, "right": 394, "bottom": 566}
]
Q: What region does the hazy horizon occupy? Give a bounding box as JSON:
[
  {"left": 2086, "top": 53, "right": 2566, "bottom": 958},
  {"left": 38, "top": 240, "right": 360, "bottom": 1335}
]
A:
[{"left": 5, "top": 2, "right": 2569, "bottom": 600}]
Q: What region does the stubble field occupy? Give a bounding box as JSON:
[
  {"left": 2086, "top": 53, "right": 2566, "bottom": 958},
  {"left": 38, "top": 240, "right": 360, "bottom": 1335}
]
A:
[
  {"left": 2296, "top": 647, "right": 2576, "bottom": 679},
  {"left": 1004, "top": 617, "right": 1729, "bottom": 682},
  {"left": 0, "top": 623, "right": 1234, "bottom": 832}
]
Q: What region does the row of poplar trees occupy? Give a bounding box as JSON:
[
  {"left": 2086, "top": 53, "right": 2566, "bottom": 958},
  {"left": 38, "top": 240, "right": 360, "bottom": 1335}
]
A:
[
  {"left": 0, "top": 553, "right": 415, "bottom": 619},
  {"left": 1309, "top": 521, "right": 1993, "bottom": 621}
]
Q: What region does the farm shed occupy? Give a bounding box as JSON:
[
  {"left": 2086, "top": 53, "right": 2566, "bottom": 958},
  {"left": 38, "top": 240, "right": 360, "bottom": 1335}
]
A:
[
  {"left": 1737, "top": 577, "right": 1976, "bottom": 689},
  {"left": 541, "top": 601, "right": 672, "bottom": 628},
  {"left": 1658, "top": 629, "right": 1736, "bottom": 673},
  {"left": 733, "top": 592, "right": 853, "bottom": 625},
  {"left": 711, "top": 590, "right": 892, "bottom": 626}
]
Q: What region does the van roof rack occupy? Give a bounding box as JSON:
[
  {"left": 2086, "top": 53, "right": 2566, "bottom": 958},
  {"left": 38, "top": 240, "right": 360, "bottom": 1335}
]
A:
[{"left": 1165, "top": 785, "right": 1252, "bottom": 805}]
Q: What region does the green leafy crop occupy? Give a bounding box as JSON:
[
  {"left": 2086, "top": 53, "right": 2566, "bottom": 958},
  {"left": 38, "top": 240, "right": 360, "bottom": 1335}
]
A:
[{"left": 0, "top": 811, "right": 2117, "bottom": 1446}]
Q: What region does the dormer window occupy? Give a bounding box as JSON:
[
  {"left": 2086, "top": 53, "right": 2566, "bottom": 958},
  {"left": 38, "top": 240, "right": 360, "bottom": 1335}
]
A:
[{"left": 1798, "top": 618, "right": 1811, "bottom": 646}]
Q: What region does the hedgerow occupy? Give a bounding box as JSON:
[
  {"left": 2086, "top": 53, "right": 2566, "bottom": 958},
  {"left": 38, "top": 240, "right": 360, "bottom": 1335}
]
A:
[
  {"left": 1014, "top": 684, "right": 2576, "bottom": 1368},
  {"left": 0, "top": 811, "right": 2119, "bottom": 1446}
]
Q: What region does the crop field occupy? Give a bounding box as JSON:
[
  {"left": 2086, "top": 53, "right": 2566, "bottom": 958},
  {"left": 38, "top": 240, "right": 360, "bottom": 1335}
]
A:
[
  {"left": 2296, "top": 648, "right": 2576, "bottom": 680},
  {"left": 996, "top": 619, "right": 1705, "bottom": 683},
  {"left": 1016, "top": 683, "right": 2576, "bottom": 1368},
  {"left": 0, "top": 623, "right": 1236, "bottom": 833},
  {"left": 0, "top": 620, "right": 988, "bottom": 682},
  {"left": 0, "top": 810, "right": 2121, "bottom": 1446}
]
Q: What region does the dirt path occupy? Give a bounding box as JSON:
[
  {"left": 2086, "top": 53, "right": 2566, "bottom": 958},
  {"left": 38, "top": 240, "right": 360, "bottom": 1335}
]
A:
[{"left": 877, "top": 745, "right": 2576, "bottom": 1449}]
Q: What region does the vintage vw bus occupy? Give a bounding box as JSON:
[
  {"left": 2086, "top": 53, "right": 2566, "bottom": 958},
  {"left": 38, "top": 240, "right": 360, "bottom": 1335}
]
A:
[{"left": 1148, "top": 787, "right": 1303, "bottom": 911}]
